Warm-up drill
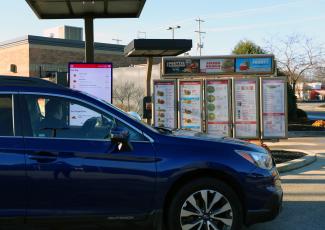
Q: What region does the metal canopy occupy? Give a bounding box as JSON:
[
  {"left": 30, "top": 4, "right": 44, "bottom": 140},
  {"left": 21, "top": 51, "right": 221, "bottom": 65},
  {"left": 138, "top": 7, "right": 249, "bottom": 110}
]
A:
[
  {"left": 125, "top": 39, "right": 192, "bottom": 57},
  {"left": 125, "top": 39, "right": 193, "bottom": 125},
  {"left": 26, "top": 0, "right": 146, "bottom": 19}
]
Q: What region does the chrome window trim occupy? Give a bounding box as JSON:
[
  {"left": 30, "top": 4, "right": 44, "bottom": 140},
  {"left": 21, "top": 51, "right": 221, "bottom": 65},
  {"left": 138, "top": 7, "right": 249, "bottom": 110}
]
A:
[
  {"left": 18, "top": 91, "right": 154, "bottom": 143},
  {"left": 23, "top": 136, "right": 153, "bottom": 143},
  {"left": 0, "top": 92, "right": 19, "bottom": 95},
  {"left": 0, "top": 136, "right": 23, "bottom": 138}
]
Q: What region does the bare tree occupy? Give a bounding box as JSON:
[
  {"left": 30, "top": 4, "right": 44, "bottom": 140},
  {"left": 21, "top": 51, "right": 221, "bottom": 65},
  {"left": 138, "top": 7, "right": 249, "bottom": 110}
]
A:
[
  {"left": 113, "top": 81, "right": 145, "bottom": 114},
  {"left": 265, "top": 34, "right": 324, "bottom": 93},
  {"left": 312, "top": 65, "right": 325, "bottom": 82}
]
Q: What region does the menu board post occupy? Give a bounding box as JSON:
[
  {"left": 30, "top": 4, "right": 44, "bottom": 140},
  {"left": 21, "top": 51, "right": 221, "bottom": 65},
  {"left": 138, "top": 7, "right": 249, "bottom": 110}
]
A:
[
  {"left": 179, "top": 80, "right": 203, "bottom": 132},
  {"left": 233, "top": 78, "right": 260, "bottom": 139},
  {"left": 205, "top": 79, "right": 232, "bottom": 137},
  {"left": 261, "top": 77, "right": 288, "bottom": 139},
  {"left": 153, "top": 80, "right": 178, "bottom": 129}
]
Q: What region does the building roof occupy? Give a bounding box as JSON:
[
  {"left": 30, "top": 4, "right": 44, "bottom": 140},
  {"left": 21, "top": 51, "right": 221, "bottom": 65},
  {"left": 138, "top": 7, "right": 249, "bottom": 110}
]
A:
[
  {"left": 0, "top": 35, "right": 124, "bottom": 53},
  {"left": 26, "top": 0, "right": 146, "bottom": 19}
]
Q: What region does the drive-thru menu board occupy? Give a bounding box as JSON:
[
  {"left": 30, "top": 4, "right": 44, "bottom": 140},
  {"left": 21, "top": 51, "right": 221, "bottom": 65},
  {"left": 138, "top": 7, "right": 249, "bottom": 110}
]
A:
[
  {"left": 153, "top": 80, "right": 177, "bottom": 129},
  {"left": 179, "top": 80, "right": 203, "bottom": 132},
  {"left": 234, "top": 79, "right": 259, "bottom": 138},
  {"left": 69, "top": 63, "right": 113, "bottom": 126},
  {"left": 205, "top": 80, "right": 231, "bottom": 136},
  {"left": 262, "top": 78, "right": 287, "bottom": 138}
]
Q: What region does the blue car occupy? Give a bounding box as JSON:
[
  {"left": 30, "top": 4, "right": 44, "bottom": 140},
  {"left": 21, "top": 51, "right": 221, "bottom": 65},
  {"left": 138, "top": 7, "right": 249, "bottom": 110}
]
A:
[{"left": 0, "top": 76, "right": 282, "bottom": 230}]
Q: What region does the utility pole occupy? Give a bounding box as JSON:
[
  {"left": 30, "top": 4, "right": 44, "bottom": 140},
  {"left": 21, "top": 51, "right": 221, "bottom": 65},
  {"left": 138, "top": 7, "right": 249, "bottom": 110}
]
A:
[
  {"left": 112, "top": 38, "right": 122, "bottom": 44},
  {"left": 195, "top": 18, "right": 206, "bottom": 56},
  {"left": 167, "top": 25, "right": 181, "bottom": 39}
]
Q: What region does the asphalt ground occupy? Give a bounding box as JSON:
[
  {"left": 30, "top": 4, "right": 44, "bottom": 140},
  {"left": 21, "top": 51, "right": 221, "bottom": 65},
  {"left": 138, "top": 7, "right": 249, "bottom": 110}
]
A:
[{"left": 244, "top": 137, "right": 325, "bottom": 230}]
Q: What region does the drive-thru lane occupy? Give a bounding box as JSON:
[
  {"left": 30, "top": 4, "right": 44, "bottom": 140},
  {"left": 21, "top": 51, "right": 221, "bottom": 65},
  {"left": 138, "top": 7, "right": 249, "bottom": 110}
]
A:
[{"left": 245, "top": 137, "right": 325, "bottom": 230}]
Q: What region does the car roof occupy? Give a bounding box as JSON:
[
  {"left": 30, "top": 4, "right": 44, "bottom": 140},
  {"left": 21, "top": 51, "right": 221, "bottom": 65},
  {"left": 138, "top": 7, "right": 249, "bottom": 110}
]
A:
[{"left": 0, "top": 75, "right": 66, "bottom": 90}]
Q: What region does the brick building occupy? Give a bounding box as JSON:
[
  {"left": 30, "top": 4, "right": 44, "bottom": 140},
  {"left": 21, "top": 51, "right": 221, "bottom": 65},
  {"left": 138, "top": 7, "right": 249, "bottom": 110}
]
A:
[{"left": 0, "top": 34, "right": 147, "bottom": 78}]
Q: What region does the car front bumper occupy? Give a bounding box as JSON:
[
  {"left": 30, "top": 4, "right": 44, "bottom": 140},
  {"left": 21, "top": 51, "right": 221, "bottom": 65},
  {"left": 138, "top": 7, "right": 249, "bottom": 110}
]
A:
[{"left": 244, "top": 167, "right": 283, "bottom": 226}]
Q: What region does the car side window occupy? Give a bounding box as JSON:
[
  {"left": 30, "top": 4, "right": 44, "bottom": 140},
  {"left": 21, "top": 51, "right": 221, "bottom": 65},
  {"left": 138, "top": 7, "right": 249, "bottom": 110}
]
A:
[
  {"left": 22, "top": 94, "right": 148, "bottom": 142},
  {"left": 0, "top": 95, "right": 14, "bottom": 136}
]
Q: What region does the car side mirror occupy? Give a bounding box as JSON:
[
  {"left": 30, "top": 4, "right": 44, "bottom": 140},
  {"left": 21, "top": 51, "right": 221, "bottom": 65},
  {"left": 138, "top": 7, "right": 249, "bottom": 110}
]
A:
[{"left": 110, "top": 127, "right": 133, "bottom": 152}]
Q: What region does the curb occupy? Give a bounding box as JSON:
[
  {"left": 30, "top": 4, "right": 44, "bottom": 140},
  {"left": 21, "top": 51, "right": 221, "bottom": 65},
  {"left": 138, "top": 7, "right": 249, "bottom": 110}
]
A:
[
  {"left": 274, "top": 149, "right": 317, "bottom": 173},
  {"left": 288, "top": 131, "right": 325, "bottom": 137}
]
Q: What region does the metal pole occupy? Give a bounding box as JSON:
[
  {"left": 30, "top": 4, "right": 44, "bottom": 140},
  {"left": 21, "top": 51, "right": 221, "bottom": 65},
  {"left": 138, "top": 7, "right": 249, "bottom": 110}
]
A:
[
  {"left": 195, "top": 18, "right": 206, "bottom": 56},
  {"left": 172, "top": 29, "right": 175, "bottom": 39},
  {"left": 146, "top": 57, "right": 153, "bottom": 125},
  {"left": 198, "top": 20, "right": 201, "bottom": 56},
  {"left": 84, "top": 17, "right": 94, "bottom": 63}
]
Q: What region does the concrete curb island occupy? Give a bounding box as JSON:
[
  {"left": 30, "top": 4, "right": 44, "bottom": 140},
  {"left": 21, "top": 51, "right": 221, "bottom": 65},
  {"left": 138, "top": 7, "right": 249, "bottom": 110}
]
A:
[
  {"left": 289, "top": 131, "right": 325, "bottom": 138},
  {"left": 274, "top": 149, "right": 317, "bottom": 173}
]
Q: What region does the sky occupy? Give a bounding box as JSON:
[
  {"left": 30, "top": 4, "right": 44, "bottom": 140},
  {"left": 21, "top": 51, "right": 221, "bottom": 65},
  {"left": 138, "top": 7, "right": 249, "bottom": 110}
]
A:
[{"left": 1, "top": 0, "right": 325, "bottom": 55}]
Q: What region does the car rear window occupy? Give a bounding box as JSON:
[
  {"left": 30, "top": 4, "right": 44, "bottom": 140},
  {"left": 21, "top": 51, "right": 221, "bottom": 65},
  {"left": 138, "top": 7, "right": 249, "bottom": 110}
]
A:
[{"left": 0, "top": 95, "right": 14, "bottom": 136}]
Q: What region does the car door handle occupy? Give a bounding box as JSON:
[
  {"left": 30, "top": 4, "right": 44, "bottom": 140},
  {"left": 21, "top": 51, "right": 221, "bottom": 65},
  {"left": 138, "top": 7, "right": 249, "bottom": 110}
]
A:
[{"left": 28, "top": 151, "right": 58, "bottom": 163}]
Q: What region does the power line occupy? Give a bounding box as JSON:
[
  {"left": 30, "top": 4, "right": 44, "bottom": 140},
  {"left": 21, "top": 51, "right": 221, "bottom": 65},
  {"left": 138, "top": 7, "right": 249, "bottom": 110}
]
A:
[{"left": 195, "top": 18, "right": 206, "bottom": 56}]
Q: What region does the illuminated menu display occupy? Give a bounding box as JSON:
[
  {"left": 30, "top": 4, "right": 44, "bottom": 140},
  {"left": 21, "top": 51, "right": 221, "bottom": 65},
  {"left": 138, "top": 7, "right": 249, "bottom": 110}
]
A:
[
  {"left": 179, "top": 81, "right": 202, "bottom": 132},
  {"left": 153, "top": 80, "right": 177, "bottom": 129},
  {"left": 234, "top": 79, "right": 259, "bottom": 138},
  {"left": 69, "top": 63, "right": 112, "bottom": 126},
  {"left": 206, "top": 80, "right": 231, "bottom": 136},
  {"left": 262, "top": 79, "right": 286, "bottom": 138}
]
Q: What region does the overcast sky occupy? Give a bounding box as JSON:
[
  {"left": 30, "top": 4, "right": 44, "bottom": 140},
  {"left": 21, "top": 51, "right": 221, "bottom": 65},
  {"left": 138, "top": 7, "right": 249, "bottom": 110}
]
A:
[{"left": 1, "top": 0, "right": 325, "bottom": 55}]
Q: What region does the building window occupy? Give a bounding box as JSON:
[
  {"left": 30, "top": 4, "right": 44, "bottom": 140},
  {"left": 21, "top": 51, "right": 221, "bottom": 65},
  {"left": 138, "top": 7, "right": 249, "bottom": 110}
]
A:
[{"left": 10, "top": 64, "right": 17, "bottom": 73}]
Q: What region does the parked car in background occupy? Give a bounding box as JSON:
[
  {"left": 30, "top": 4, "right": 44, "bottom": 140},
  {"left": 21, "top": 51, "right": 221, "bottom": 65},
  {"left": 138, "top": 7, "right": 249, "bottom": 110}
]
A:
[{"left": 0, "top": 76, "right": 282, "bottom": 230}]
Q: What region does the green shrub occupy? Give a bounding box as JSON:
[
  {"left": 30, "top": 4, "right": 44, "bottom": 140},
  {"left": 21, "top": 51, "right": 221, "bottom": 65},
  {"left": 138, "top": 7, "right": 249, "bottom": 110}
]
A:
[
  {"left": 296, "top": 109, "right": 307, "bottom": 118},
  {"left": 287, "top": 83, "right": 297, "bottom": 122}
]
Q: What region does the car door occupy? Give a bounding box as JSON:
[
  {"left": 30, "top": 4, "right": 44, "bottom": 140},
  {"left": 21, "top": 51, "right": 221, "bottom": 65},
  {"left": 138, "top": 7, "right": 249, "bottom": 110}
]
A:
[
  {"left": 20, "top": 93, "right": 156, "bottom": 226},
  {"left": 0, "top": 94, "right": 26, "bottom": 225}
]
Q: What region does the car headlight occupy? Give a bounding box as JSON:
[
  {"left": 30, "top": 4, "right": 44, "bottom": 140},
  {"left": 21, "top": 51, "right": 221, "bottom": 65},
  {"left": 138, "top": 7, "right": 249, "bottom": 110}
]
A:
[{"left": 235, "top": 150, "right": 273, "bottom": 170}]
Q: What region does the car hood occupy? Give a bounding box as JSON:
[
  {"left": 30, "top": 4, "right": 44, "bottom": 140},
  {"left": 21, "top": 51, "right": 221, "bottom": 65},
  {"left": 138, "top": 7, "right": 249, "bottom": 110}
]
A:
[{"left": 170, "top": 129, "right": 264, "bottom": 150}]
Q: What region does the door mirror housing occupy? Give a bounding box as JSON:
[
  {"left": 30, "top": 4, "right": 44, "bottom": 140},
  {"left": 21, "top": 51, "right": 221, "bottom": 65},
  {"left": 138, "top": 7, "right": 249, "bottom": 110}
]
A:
[{"left": 110, "top": 127, "right": 133, "bottom": 152}]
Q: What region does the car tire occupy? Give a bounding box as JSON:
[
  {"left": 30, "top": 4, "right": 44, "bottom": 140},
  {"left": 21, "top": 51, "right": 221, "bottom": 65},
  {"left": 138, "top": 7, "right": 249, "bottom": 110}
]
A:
[{"left": 166, "top": 177, "right": 243, "bottom": 230}]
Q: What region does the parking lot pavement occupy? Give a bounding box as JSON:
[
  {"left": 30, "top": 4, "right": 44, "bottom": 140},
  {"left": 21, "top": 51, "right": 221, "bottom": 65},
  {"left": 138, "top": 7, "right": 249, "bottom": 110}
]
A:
[{"left": 244, "top": 137, "right": 325, "bottom": 230}]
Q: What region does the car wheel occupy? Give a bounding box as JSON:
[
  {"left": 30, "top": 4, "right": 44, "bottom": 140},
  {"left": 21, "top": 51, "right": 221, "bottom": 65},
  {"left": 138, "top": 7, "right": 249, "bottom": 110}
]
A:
[{"left": 167, "top": 178, "right": 242, "bottom": 230}]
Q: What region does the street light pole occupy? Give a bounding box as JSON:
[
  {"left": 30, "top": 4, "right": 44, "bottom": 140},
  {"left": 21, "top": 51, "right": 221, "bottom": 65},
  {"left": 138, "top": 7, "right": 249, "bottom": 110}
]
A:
[{"left": 167, "top": 25, "right": 181, "bottom": 39}]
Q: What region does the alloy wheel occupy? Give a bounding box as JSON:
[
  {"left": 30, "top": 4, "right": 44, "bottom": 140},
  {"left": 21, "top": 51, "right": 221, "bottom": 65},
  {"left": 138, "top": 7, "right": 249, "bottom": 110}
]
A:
[{"left": 180, "top": 189, "right": 233, "bottom": 230}]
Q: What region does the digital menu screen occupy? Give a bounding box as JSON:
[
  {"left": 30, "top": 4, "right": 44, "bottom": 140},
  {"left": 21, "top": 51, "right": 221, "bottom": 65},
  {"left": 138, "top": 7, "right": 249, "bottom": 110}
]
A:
[
  {"left": 179, "top": 81, "right": 202, "bottom": 132},
  {"left": 206, "top": 80, "right": 231, "bottom": 137},
  {"left": 153, "top": 80, "right": 177, "bottom": 129},
  {"left": 69, "top": 63, "right": 112, "bottom": 126}
]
